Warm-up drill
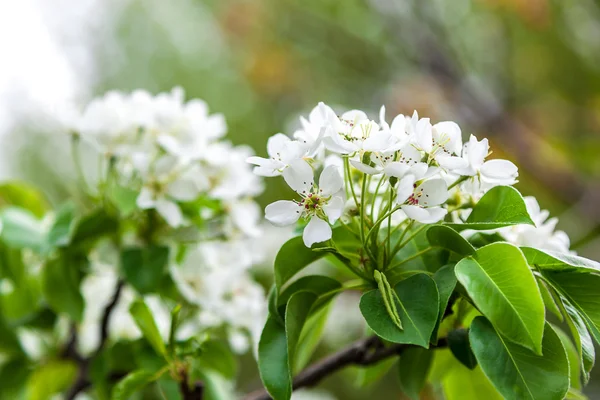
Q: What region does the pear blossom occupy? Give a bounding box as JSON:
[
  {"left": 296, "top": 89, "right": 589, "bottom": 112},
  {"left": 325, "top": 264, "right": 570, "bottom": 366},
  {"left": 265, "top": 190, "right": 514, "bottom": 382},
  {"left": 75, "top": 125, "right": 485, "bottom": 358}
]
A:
[
  {"left": 455, "top": 134, "right": 518, "bottom": 185},
  {"left": 266, "top": 161, "right": 344, "bottom": 247},
  {"left": 246, "top": 133, "right": 309, "bottom": 177},
  {"left": 320, "top": 102, "right": 381, "bottom": 154},
  {"left": 396, "top": 176, "right": 449, "bottom": 223}
]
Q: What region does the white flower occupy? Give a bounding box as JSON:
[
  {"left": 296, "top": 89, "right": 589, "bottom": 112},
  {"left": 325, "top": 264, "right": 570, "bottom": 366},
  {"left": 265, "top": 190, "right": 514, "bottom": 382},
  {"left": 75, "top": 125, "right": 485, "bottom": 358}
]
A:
[
  {"left": 246, "top": 133, "right": 307, "bottom": 177},
  {"left": 265, "top": 161, "right": 344, "bottom": 247},
  {"left": 320, "top": 103, "right": 381, "bottom": 154},
  {"left": 500, "top": 197, "right": 572, "bottom": 253},
  {"left": 396, "top": 176, "right": 449, "bottom": 223},
  {"left": 455, "top": 134, "right": 518, "bottom": 185}
]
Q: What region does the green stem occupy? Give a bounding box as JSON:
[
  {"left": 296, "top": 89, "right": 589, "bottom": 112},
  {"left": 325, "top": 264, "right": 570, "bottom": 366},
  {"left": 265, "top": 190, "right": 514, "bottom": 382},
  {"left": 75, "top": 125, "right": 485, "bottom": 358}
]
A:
[
  {"left": 344, "top": 157, "right": 359, "bottom": 209},
  {"left": 364, "top": 206, "right": 401, "bottom": 245},
  {"left": 370, "top": 177, "right": 385, "bottom": 222},
  {"left": 448, "top": 175, "right": 468, "bottom": 190},
  {"left": 70, "top": 133, "right": 91, "bottom": 193},
  {"left": 387, "top": 247, "right": 434, "bottom": 270}
]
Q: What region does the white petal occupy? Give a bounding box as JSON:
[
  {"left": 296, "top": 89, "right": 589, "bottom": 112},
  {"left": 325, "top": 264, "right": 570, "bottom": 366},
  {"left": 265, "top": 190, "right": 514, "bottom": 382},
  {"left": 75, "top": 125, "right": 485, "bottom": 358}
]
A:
[
  {"left": 167, "top": 179, "right": 199, "bottom": 201},
  {"left": 467, "top": 135, "right": 488, "bottom": 169},
  {"left": 399, "top": 144, "right": 423, "bottom": 165},
  {"left": 379, "top": 105, "right": 389, "bottom": 130},
  {"left": 363, "top": 131, "right": 397, "bottom": 152},
  {"left": 265, "top": 201, "right": 302, "bottom": 227},
  {"left": 350, "top": 160, "right": 381, "bottom": 175},
  {"left": 136, "top": 187, "right": 155, "bottom": 209},
  {"left": 319, "top": 165, "right": 344, "bottom": 195},
  {"left": 267, "top": 133, "right": 291, "bottom": 157},
  {"left": 156, "top": 199, "right": 183, "bottom": 227},
  {"left": 415, "top": 118, "right": 432, "bottom": 152},
  {"left": 390, "top": 114, "right": 407, "bottom": 140},
  {"left": 402, "top": 205, "right": 447, "bottom": 223},
  {"left": 157, "top": 135, "right": 182, "bottom": 155},
  {"left": 302, "top": 217, "right": 332, "bottom": 247},
  {"left": 283, "top": 159, "right": 314, "bottom": 194},
  {"left": 409, "top": 162, "right": 429, "bottom": 180},
  {"left": 433, "top": 121, "right": 462, "bottom": 154},
  {"left": 395, "top": 175, "right": 416, "bottom": 205},
  {"left": 323, "top": 196, "right": 344, "bottom": 223},
  {"left": 323, "top": 133, "right": 358, "bottom": 154},
  {"left": 230, "top": 200, "right": 262, "bottom": 237},
  {"left": 384, "top": 162, "right": 410, "bottom": 178},
  {"left": 437, "top": 155, "right": 469, "bottom": 171},
  {"left": 480, "top": 159, "right": 518, "bottom": 180},
  {"left": 416, "top": 179, "right": 448, "bottom": 206}
]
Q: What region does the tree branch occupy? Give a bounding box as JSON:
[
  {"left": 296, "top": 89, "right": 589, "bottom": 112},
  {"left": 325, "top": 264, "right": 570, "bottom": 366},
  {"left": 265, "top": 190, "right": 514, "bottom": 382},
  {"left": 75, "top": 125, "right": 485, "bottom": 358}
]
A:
[{"left": 243, "top": 336, "right": 448, "bottom": 400}]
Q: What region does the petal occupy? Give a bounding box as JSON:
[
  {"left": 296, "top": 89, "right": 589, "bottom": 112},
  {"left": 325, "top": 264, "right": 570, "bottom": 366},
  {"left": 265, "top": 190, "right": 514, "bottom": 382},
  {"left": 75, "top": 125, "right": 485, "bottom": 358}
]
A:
[
  {"left": 265, "top": 200, "right": 302, "bottom": 227},
  {"left": 437, "top": 155, "right": 469, "bottom": 171},
  {"left": 415, "top": 118, "right": 432, "bottom": 152},
  {"left": 156, "top": 199, "right": 183, "bottom": 227},
  {"left": 399, "top": 144, "right": 423, "bottom": 165},
  {"left": 480, "top": 159, "right": 518, "bottom": 180},
  {"left": 390, "top": 114, "right": 407, "bottom": 139},
  {"left": 416, "top": 179, "right": 448, "bottom": 206},
  {"left": 230, "top": 200, "right": 262, "bottom": 237},
  {"left": 267, "top": 133, "right": 291, "bottom": 158},
  {"left": 136, "top": 187, "right": 155, "bottom": 209},
  {"left": 302, "top": 217, "right": 332, "bottom": 247},
  {"left": 167, "top": 179, "right": 199, "bottom": 201},
  {"left": 283, "top": 159, "right": 314, "bottom": 194},
  {"left": 323, "top": 196, "right": 344, "bottom": 223},
  {"left": 395, "top": 175, "right": 416, "bottom": 205},
  {"left": 384, "top": 162, "right": 410, "bottom": 178},
  {"left": 409, "top": 162, "right": 429, "bottom": 180},
  {"left": 350, "top": 159, "right": 381, "bottom": 175},
  {"left": 323, "top": 133, "right": 358, "bottom": 154},
  {"left": 433, "top": 121, "right": 462, "bottom": 154},
  {"left": 467, "top": 135, "right": 488, "bottom": 169},
  {"left": 319, "top": 165, "right": 344, "bottom": 195},
  {"left": 379, "top": 105, "right": 389, "bottom": 130},
  {"left": 401, "top": 205, "right": 447, "bottom": 223},
  {"left": 157, "top": 135, "right": 181, "bottom": 155},
  {"left": 363, "top": 131, "right": 396, "bottom": 152}
]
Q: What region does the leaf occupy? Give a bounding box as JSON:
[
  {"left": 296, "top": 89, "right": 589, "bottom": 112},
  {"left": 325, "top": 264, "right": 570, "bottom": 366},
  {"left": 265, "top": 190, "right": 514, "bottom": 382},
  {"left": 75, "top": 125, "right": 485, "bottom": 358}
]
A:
[
  {"left": 558, "top": 297, "right": 596, "bottom": 385},
  {"left": 554, "top": 325, "right": 582, "bottom": 390},
  {"left": 111, "top": 370, "right": 156, "bottom": 400},
  {"left": 0, "top": 358, "right": 30, "bottom": 399},
  {"left": 441, "top": 359, "right": 503, "bottom": 400},
  {"left": 445, "top": 186, "right": 534, "bottom": 230},
  {"left": 121, "top": 246, "right": 170, "bottom": 294},
  {"left": 470, "top": 317, "right": 569, "bottom": 400},
  {"left": 523, "top": 247, "right": 600, "bottom": 273},
  {"left": 27, "top": 360, "right": 77, "bottom": 400},
  {"left": 537, "top": 277, "right": 563, "bottom": 321},
  {"left": 130, "top": 299, "right": 167, "bottom": 357},
  {"left": 355, "top": 358, "right": 397, "bottom": 388},
  {"left": 42, "top": 256, "right": 85, "bottom": 321},
  {"left": 285, "top": 292, "right": 318, "bottom": 377},
  {"left": 431, "top": 264, "right": 457, "bottom": 344},
  {"left": 46, "top": 203, "right": 76, "bottom": 248},
  {"left": 168, "top": 304, "right": 181, "bottom": 357},
  {"left": 0, "top": 207, "right": 46, "bottom": 252},
  {"left": 71, "top": 209, "right": 119, "bottom": 246},
  {"left": 360, "top": 273, "right": 439, "bottom": 347},
  {"left": 448, "top": 328, "right": 477, "bottom": 370},
  {"left": 543, "top": 270, "right": 600, "bottom": 344},
  {"left": 109, "top": 184, "right": 139, "bottom": 216},
  {"left": 398, "top": 347, "right": 433, "bottom": 400},
  {"left": 197, "top": 369, "right": 234, "bottom": 400},
  {"left": 274, "top": 235, "right": 327, "bottom": 291},
  {"left": 427, "top": 225, "right": 476, "bottom": 256},
  {"left": 0, "top": 181, "right": 49, "bottom": 218},
  {"left": 455, "top": 243, "right": 545, "bottom": 353},
  {"left": 197, "top": 340, "right": 238, "bottom": 379},
  {"left": 277, "top": 275, "right": 341, "bottom": 307},
  {"left": 258, "top": 315, "right": 291, "bottom": 400},
  {"left": 293, "top": 303, "right": 331, "bottom": 372}
]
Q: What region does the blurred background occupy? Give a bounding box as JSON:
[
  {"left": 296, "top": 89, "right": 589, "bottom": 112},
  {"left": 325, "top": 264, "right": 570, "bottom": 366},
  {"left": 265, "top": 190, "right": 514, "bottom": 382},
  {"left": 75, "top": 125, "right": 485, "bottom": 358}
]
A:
[{"left": 1, "top": 0, "right": 599, "bottom": 398}]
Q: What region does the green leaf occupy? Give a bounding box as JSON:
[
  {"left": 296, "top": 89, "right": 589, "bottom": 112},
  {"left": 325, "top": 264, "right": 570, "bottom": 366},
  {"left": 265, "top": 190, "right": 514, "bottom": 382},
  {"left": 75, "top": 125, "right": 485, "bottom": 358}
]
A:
[
  {"left": 274, "top": 235, "right": 326, "bottom": 291},
  {"left": 446, "top": 186, "right": 534, "bottom": 230},
  {"left": 0, "top": 181, "right": 49, "bottom": 218},
  {"left": 523, "top": 247, "right": 600, "bottom": 273},
  {"left": 398, "top": 347, "right": 433, "bottom": 400},
  {"left": 448, "top": 328, "right": 477, "bottom": 370},
  {"left": 537, "top": 277, "right": 563, "bottom": 321},
  {"left": 558, "top": 297, "right": 596, "bottom": 385},
  {"left": 109, "top": 184, "right": 139, "bottom": 216},
  {"left": 427, "top": 225, "right": 476, "bottom": 256},
  {"left": 197, "top": 340, "right": 238, "bottom": 379},
  {"left": 258, "top": 315, "right": 291, "bottom": 400},
  {"left": 46, "top": 203, "right": 76, "bottom": 248},
  {"left": 455, "top": 243, "right": 545, "bottom": 353},
  {"left": 277, "top": 275, "right": 341, "bottom": 307},
  {"left": 286, "top": 292, "right": 318, "bottom": 376},
  {"left": 111, "top": 370, "right": 156, "bottom": 400},
  {"left": 197, "top": 369, "right": 233, "bottom": 400},
  {"left": 267, "top": 285, "right": 284, "bottom": 325},
  {"left": 543, "top": 270, "right": 600, "bottom": 344},
  {"left": 360, "top": 273, "right": 439, "bottom": 347},
  {"left": 121, "top": 246, "right": 170, "bottom": 294},
  {"left": 168, "top": 304, "right": 181, "bottom": 357},
  {"left": 441, "top": 360, "right": 503, "bottom": 400},
  {"left": 355, "top": 358, "right": 397, "bottom": 388},
  {"left": 554, "top": 325, "right": 582, "bottom": 390},
  {"left": 130, "top": 299, "right": 167, "bottom": 357},
  {"left": 0, "top": 207, "right": 46, "bottom": 252},
  {"left": 27, "top": 360, "right": 77, "bottom": 400},
  {"left": 293, "top": 303, "right": 331, "bottom": 372},
  {"left": 71, "top": 209, "right": 119, "bottom": 246},
  {"left": 42, "top": 256, "right": 85, "bottom": 321},
  {"left": 431, "top": 264, "right": 457, "bottom": 344},
  {"left": 470, "top": 317, "right": 569, "bottom": 400},
  {"left": 0, "top": 358, "right": 30, "bottom": 399}
]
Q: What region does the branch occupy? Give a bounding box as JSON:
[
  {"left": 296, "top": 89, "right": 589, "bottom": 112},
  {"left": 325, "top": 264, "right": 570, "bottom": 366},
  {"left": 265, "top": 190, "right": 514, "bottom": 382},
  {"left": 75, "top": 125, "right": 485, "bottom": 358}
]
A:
[
  {"left": 179, "top": 370, "right": 204, "bottom": 400},
  {"left": 243, "top": 336, "right": 447, "bottom": 400},
  {"left": 64, "top": 279, "right": 125, "bottom": 400}
]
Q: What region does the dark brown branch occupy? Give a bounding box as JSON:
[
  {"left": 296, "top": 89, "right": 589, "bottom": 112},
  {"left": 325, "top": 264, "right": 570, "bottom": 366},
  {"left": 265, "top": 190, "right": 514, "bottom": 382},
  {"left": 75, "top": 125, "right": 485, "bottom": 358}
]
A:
[
  {"left": 64, "top": 280, "right": 125, "bottom": 400},
  {"left": 179, "top": 370, "right": 205, "bottom": 400},
  {"left": 243, "top": 336, "right": 448, "bottom": 400}
]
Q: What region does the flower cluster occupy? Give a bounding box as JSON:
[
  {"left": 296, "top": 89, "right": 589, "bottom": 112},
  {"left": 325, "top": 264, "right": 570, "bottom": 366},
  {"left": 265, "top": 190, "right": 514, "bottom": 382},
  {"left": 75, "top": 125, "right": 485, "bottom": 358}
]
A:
[
  {"left": 250, "top": 102, "right": 519, "bottom": 247},
  {"left": 68, "top": 87, "right": 263, "bottom": 231}
]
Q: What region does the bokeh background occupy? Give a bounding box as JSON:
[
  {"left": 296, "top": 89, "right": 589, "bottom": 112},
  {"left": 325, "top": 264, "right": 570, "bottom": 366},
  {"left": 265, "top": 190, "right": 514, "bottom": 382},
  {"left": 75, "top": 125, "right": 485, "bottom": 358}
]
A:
[{"left": 1, "top": 0, "right": 600, "bottom": 398}]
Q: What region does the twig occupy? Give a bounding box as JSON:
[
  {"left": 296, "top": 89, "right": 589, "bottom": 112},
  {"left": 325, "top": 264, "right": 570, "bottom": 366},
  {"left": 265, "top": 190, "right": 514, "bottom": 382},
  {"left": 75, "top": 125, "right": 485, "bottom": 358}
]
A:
[
  {"left": 95, "top": 279, "right": 125, "bottom": 357},
  {"left": 179, "top": 370, "right": 204, "bottom": 400},
  {"left": 243, "top": 336, "right": 448, "bottom": 400}
]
